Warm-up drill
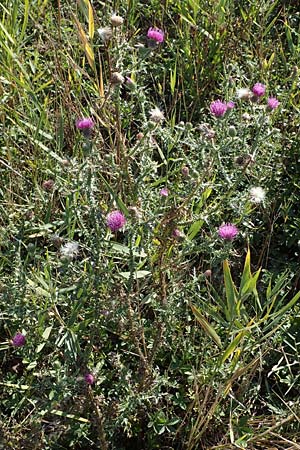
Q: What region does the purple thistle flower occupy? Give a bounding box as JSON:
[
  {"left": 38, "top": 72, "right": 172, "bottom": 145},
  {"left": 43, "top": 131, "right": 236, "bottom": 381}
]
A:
[
  {"left": 159, "top": 187, "right": 169, "bottom": 197},
  {"left": 106, "top": 210, "right": 126, "bottom": 232},
  {"left": 147, "top": 27, "right": 164, "bottom": 43},
  {"left": 76, "top": 117, "right": 94, "bottom": 131},
  {"left": 218, "top": 223, "right": 239, "bottom": 241},
  {"left": 12, "top": 332, "right": 26, "bottom": 347},
  {"left": 252, "top": 83, "right": 266, "bottom": 97},
  {"left": 84, "top": 373, "right": 95, "bottom": 385},
  {"left": 267, "top": 97, "right": 279, "bottom": 110},
  {"left": 172, "top": 229, "right": 181, "bottom": 237},
  {"left": 210, "top": 100, "right": 228, "bottom": 117},
  {"left": 226, "top": 101, "right": 235, "bottom": 109}
]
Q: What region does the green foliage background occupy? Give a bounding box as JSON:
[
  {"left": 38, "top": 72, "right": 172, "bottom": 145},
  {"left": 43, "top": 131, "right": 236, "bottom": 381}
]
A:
[{"left": 0, "top": 0, "right": 300, "bottom": 449}]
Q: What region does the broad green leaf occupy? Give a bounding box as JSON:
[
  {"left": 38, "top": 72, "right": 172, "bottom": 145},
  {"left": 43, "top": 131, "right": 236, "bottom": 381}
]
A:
[
  {"left": 187, "top": 220, "right": 204, "bottom": 240},
  {"left": 239, "top": 248, "right": 251, "bottom": 295},
  {"left": 51, "top": 409, "right": 90, "bottom": 423},
  {"left": 42, "top": 326, "right": 53, "bottom": 340},
  {"left": 220, "top": 331, "right": 246, "bottom": 365},
  {"left": 223, "top": 260, "right": 238, "bottom": 320},
  {"left": 120, "top": 270, "right": 151, "bottom": 280},
  {"left": 98, "top": 173, "right": 129, "bottom": 216},
  {"left": 170, "top": 62, "right": 177, "bottom": 95},
  {"left": 111, "top": 243, "right": 146, "bottom": 258},
  {"left": 240, "top": 268, "right": 261, "bottom": 298},
  {"left": 191, "top": 304, "right": 222, "bottom": 348},
  {"left": 270, "top": 290, "right": 300, "bottom": 320}
]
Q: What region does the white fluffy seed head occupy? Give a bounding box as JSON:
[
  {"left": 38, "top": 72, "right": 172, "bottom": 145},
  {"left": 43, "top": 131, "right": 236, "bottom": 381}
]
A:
[
  {"left": 149, "top": 107, "right": 164, "bottom": 123},
  {"left": 250, "top": 186, "right": 266, "bottom": 203},
  {"left": 60, "top": 241, "right": 79, "bottom": 260}
]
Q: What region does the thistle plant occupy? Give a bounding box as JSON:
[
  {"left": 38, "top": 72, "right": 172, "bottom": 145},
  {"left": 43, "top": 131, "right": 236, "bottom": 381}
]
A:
[{"left": 0, "top": 1, "right": 299, "bottom": 449}]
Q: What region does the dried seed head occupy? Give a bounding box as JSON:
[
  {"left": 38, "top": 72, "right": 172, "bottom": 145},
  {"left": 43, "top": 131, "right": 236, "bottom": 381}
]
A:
[
  {"left": 110, "top": 72, "right": 125, "bottom": 85},
  {"left": 42, "top": 179, "right": 54, "bottom": 191},
  {"left": 181, "top": 166, "right": 189, "bottom": 177},
  {"left": 111, "top": 14, "right": 124, "bottom": 27},
  {"left": 97, "top": 27, "right": 113, "bottom": 42},
  {"left": 149, "top": 107, "right": 164, "bottom": 123}
]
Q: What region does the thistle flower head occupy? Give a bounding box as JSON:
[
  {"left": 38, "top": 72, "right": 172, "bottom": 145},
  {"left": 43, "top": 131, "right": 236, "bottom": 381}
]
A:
[
  {"left": 252, "top": 82, "right": 266, "bottom": 97},
  {"left": 210, "top": 100, "right": 227, "bottom": 117},
  {"left": 147, "top": 27, "right": 164, "bottom": 43},
  {"left": 226, "top": 100, "right": 235, "bottom": 109},
  {"left": 218, "top": 223, "right": 239, "bottom": 241},
  {"left": 106, "top": 210, "right": 126, "bottom": 232},
  {"left": 159, "top": 187, "right": 169, "bottom": 197},
  {"left": 12, "top": 332, "right": 26, "bottom": 347},
  {"left": 76, "top": 117, "right": 94, "bottom": 131},
  {"left": 172, "top": 228, "right": 185, "bottom": 241},
  {"left": 267, "top": 97, "right": 279, "bottom": 110},
  {"left": 84, "top": 373, "right": 95, "bottom": 385}
]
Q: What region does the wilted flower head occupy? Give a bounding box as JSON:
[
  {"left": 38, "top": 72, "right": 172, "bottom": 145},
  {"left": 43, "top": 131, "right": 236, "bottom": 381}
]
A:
[
  {"left": 172, "top": 228, "right": 185, "bottom": 241},
  {"left": 235, "top": 153, "right": 255, "bottom": 167},
  {"left": 237, "top": 88, "right": 252, "bottom": 100},
  {"left": 111, "top": 14, "right": 124, "bottom": 27},
  {"left": 159, "top": 187, "right": 169, "bottom": 197},
  {"left": 218, "top": 223, "right": 239, "bottom": 241},
  {"left": 60, "top": 241, "right": 79, "bottom": 260},
  {"left": 84, "top": 373, "right": 95, "bottom": 385},
  {"left": 181, "top": 166, "right": 189, "bottom": 177},
  {"left": 198, "top": 123, "right": 216, "bottom": 140},
  {"left": 252, "top": 83, "right": 266, "bottom": 97},
  {"left": 242, "top": 112, "right": 251, "bottom": 121},
  {"left": 42, "top": 179, "right": 54, "bottom": 191},
  {"left": 136, "top": 132, "right": 144, "bottom": 140},
  {"left": 267, "top": 97, "right": 279, "bottom": 110},
  {"left": 110, "top": 72, "right": 125, "bottom": 85},
  {"left": 106, "top": 210, "right": 126, "bottom": 232},
  {"left": 12, "top": 332, "right": 26, "bottom": 347},
  {"left": 226, "top": 100, "right": 235, "bottom": 109},
  {"left": 125, "top": 76, "right": 135, "bottom": 88},
  {"left": 250, "top": 186, "right": 266, "bottom": 203},
  {"left": 149, "top": 107, "right": 164, "bottom": 123},
  {"left": 210, "top": 100, "right": 227, "bottom": 117},
  {"left": 147, "top": 27, "right": 164, "bottom": 43},
  {"left": 97, "top": 26, "right": 112, "bottom": 42},
  {"left": 204, "top": 269, "right": 212, "bottom": 278}
]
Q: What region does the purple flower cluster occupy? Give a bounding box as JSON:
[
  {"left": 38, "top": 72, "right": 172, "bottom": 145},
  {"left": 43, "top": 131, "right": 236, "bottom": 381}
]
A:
[
  {"left": 218, "top": 223, "right": 239, "bottom": 241},
  {"left": 251, "top": 82, "right": 279, "bottom": 109},
  {"left": 106, "top": 210, "right": 126, "bottom": 232},
  {"left": 147, "top": 27, "right": 164, "bottom": 43}
]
